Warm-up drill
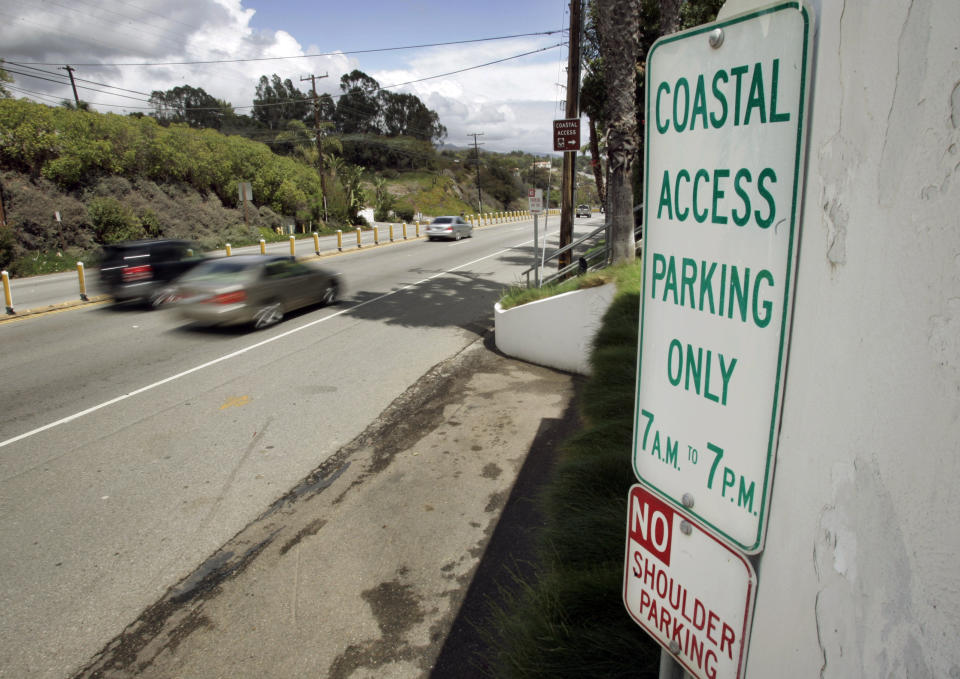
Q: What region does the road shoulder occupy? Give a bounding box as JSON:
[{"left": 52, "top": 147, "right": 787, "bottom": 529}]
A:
[{"left": 75, "top": 334, "right": 576, "bottom": 679}]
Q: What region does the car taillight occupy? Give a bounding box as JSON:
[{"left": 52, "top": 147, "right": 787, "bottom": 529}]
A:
[
  {"left": 123, "top": 264, "right": 153, "bottom": 282},
  {"left": 205, "top": 290, "right": 247, "bottom": 305}
]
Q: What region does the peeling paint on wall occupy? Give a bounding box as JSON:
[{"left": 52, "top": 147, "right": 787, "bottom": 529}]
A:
[{"left": 813, "top": 460, "right": 934, "bottom": 679}]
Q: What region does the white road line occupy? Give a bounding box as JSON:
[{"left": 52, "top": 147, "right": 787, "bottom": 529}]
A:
[{"left": 0, "top": 244, "right": 527, "bottom": 450}]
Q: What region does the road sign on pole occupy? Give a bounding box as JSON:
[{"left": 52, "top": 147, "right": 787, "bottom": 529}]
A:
[
  {"left": 552, "top": 118, "right": 580, "bottom": 152},
  {"left": 528, "top": 188, "right": 544, "bottom": 215},
  {"left": 633, "top": 2, "right": 812, "bottom": 553},
  {"left": 623, "top": 485, "right": 756, "bottom": 679}
]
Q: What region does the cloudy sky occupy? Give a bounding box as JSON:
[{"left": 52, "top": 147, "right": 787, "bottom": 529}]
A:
[{"left": 0, "top": 0, "right": 575, "bottom": 154}]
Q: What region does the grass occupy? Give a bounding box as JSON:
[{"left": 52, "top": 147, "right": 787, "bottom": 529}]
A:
[
  {"left": 8, "top": 249, "right": 95, "bottom": 277},
  {"left": 498, "top": 259, "right": 643, "bottom": 310},
  {"left": 484, "top": 258, "right": 661, "bottom": 678}
]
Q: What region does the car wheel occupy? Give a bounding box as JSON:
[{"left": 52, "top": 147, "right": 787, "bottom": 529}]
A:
[
  {"left": 253, "top": 301, "right": 284, "bottom": 329},
  {"left": 147, "top": 288, "right": 174, "bottom": 308},
  {"left": 455, "top": 232, "right": 462, "bottom": 241},
  {"left": 321, "top": 281, "right": 338, "bottom": 306}
]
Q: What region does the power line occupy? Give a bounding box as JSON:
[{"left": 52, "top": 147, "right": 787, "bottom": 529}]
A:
[{"left": 6, "top": 30, "right": 563, "bottom": 67}]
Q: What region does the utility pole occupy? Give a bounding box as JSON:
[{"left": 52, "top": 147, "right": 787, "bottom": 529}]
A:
[
  {"left": 61, "top": 65, "right": 80, "bottom": 109},
  {"left": 558, "top": 0, "right": 583, "bottom": 271},
  {"left": 302, "top": 73, "right": 329, "bottom": 221},
  {"left": 468, "top": 132, "right": 484, "bottom": 213}
]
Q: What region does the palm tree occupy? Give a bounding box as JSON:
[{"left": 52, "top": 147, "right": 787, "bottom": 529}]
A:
[{"left": 597, "top": 0, "right": 641, "bottom": 263}]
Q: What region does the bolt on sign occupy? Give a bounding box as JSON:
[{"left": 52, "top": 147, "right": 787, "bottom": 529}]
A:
[
  {"left": 633, "top": 2, "right": 813, "bottom": 554},
  {"left": 553, "top": 118, "right": 580, "bottom": 152},
  {"left": 624, "top": 485, "right": 757, "bottom": 679}
]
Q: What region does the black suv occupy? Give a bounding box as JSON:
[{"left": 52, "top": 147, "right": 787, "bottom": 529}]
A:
[{"left": 99, "top": 239, "right": 206, "bottom": 306}]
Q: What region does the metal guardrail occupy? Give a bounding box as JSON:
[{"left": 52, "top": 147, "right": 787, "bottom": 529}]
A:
[{"left": 522, "top": 205, "right": 644, "bottom": 288}]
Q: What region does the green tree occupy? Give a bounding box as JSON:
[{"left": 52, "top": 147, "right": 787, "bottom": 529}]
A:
[
  {"left": 379, "top": 91, "right": 447, "bottom": 143},
  {"left": 339, "top": 164, "right": 365, "bottom": 225},
  {"left": 88, "top": 197, "right": 144, "bottom": 243},
  {"left": 335, "top": 70, "right": 382, "bottom": 135},
  {"left": 148, "top": 85, "right": 229, "bottom": 129},
  {"left": 0, "top": 99, "right": 57, "bottom": 176},
  {"left": 372, "top": 176, "right": 394, "bottom": 221},
  {"left": 0, "top": 60, "right": 12, "bottom": 98},
  {"left": 253, "top": 74, "right": 310, "bottom": 130}
]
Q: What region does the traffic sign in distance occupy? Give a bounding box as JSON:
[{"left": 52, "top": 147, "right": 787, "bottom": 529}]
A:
[{"left": 553, "top": 118, "right": 580, "bottom": 152}]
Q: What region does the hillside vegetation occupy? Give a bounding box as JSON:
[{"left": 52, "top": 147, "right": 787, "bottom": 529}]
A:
[{"left": 0, "top": 98, "right": 556, "bottom": 276}]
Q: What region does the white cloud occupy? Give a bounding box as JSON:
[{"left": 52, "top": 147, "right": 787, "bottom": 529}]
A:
[{"left": 0, "top": 0, "right": 571, "bottom": 153}]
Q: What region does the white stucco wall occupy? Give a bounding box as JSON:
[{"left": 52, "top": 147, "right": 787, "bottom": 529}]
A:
[
  {"left": 494, "top": 284, "right": 617, "bottom": 375},
  {"left": 745, "top": 1, "right": 960, "bottom": 677}
]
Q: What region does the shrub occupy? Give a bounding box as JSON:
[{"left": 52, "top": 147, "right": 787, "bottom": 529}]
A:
[
  {"left": 394, "top": 206, "right": 415, "bottom": 222},
  {"left": 87, "top": 196, "right": 144, "bottom": 243}
]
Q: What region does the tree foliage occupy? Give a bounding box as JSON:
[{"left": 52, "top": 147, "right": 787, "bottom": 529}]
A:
[
  {"left": 0, "top": 60, "right": 12, "bottom": 99},
  {"left": 253, "top": 74, "right": 311, "bottom": 130},
  {"left": 0, "top": 98, "right": 325, "bottom": 220},
  {"left": 585, "top": 0, "right": 725, "bottom": 263},
  {"left": 148, "top": 84, "right": 229, "bottom": 129}
]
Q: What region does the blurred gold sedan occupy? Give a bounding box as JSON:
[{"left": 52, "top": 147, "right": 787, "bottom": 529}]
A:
[{"left": 170, "top": 255, "right": 340, "bottom": 329}]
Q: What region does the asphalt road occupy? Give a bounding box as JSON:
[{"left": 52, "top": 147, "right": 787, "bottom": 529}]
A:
[
  {"left": 5, "top": 216, "right": 583, "bottom": 311},
  {"left": 0, "top": 216, "right": 602, "bottom": 679}
]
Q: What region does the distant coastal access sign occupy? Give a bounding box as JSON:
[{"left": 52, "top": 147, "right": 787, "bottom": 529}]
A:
[{"left": 633, "top": 2, "right": 812, "bottom": 553}]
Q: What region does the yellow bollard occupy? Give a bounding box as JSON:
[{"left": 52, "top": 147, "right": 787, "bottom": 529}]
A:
[
  {"left": 402, "top": 222, "right": 408, "bottom": 240},
  {"left": 313, "top": 232, "right": 320, "bottom": 254},
  {"left": 259, "top": 239, "right": 266, "bottom": 255},
  {"left": 337, "top": 230, "right": 343, "bottom": 251},
  {"left": 356, "top": 227, "right": 362, "bottom": 248},
  {"left": 389, "top": 224, "right": 395, "bottom": 242},
  {"left": 77, "top": 262, "right": 88, "bottom": 301},
  {"left": 415, "top": 221, "right": 421, "bottom": 238},
  {"left": 289, "top": 235, "right": 296, "bottom": 256},
  {"left": 373, "top": 226, "right": 379, "bottom": 245},
  {"left": 2, "top": 270, "right": 12, "bottom": 314},
  {"left": 225, "top": 243, "right": 232, "bottom": 256}
]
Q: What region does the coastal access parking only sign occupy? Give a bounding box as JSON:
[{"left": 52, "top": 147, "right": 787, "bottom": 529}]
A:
[{"left": 633, "top": 3, "right": 812, "bottom": 554}]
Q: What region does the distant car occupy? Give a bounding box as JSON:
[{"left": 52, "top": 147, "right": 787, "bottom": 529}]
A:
[
  {"left": 170, "top": 255, "right": 340, "bottom": 329},
  {"left": 425, "top": 216, "right": 472, "bottom": 241},
  {"left": 99, "top": 239, "right": 206, "bottom": 306},
  {"left": 576, "top": 204, "right": 592, "bottom": 218}
]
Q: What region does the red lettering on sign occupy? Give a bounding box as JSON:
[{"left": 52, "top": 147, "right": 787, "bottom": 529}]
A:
[{"left": 629, "top": 487, "right": 674, "bottom": 566}]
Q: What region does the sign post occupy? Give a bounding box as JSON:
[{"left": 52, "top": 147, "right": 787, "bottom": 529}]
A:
[
  {"left": 633, "top": 2, "right": 812, "bottom": 554},
  {"left": 238, "top": 182, "right": 253, "bottom": 227},
  {"left": 528, "top": 189, "right": 544, "bottom": 285},
  {"left": 624, "top": 485, "right": 756, "bottom": 679}
]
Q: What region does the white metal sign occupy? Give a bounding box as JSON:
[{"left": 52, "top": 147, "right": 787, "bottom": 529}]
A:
[
  {"left": 528, "top": 188, "right": 544, "bottom": 215},
  {"left": 624, "top": 485, "right": 756, "bottom": 679},
  {"left": 634, "top": 2, "right": 812, "bottom": 553}
]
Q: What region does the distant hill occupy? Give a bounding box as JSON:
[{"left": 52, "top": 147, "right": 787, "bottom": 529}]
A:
[{"left": 0, "top": 99, "right": 557, "bottom": 276}]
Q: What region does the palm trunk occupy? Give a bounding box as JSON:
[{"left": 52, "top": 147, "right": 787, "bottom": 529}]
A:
[
  {"left": 588, "top": 116, "right": 605, "bottom": 205},
  {"left": 598, "top": 0, "right": 641, "bottom": 263}
]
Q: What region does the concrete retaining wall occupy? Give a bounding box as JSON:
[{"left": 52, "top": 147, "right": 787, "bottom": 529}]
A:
[{"left": 494, "top": 283, "right": 617, "bottom": 375}]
